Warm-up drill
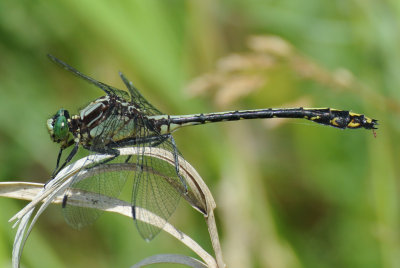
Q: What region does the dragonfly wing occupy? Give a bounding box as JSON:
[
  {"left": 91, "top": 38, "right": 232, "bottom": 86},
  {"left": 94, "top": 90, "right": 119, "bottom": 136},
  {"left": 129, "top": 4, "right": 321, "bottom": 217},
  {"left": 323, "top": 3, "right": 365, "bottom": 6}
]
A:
[
  {"left": 62, "top": 155, "right": 130, "bottom": 229},
  {"left": 48, "top": 54, "right": 131, "bottom": 101},
  {"left": 119, "top": 72, "right": 163, "bottom": 116},
  {"left": 129, "top": 126, "right": 186, "bottom": 240}
]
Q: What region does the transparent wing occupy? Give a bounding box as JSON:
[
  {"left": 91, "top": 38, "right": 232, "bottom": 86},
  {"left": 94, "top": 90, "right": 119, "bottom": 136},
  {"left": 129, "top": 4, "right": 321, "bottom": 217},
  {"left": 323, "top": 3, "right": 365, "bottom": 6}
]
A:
[
  {"left": 62, "top": 155, "right": 130, "bottom": 229},
  {"left": 119, "top": 72, "right": 163, "bottom": 116},
  {"left": 48, "top": 54, "right": 163, "bottom": 112},
  {"left": 48, "top": 54, "right": 131, "bottom": 101},
  {"left": 63, "top": 132, "right": 187, "bottom": 237},
  {"left": 130, "top": 119, "right": 187, "bottom": 241}
]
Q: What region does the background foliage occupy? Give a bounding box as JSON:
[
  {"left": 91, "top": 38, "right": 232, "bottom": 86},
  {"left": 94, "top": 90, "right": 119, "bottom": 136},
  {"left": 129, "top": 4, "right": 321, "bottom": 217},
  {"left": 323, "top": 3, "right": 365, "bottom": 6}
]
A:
[{"left": 0, "top": 1, "right": 399, "bottom": 267}]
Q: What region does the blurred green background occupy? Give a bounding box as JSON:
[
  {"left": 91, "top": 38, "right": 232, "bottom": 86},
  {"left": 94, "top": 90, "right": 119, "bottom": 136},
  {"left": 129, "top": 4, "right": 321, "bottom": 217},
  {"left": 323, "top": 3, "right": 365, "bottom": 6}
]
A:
[{"left": 0, "top": 1, "right": 399, "bottom": 267}]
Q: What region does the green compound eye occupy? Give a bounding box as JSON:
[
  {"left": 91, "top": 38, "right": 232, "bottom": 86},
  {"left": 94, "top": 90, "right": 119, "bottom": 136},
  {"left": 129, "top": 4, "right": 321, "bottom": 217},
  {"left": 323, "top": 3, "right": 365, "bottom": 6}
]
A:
[{"left": 53, "top": 109, "right": 70, "bottom": 141}]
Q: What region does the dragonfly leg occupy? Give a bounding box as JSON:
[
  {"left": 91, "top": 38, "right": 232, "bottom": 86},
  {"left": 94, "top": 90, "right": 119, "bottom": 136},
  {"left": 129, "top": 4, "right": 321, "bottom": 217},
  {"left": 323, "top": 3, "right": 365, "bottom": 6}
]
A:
[
  {"left": 54, "top": 148, "right": 64, "bottom": 172},
  {"left": 147, "top": 135, "right": 168, "bottom": 147},
  {"left": 124, "top": 155, "right": 132, "bottom": 163},
  {"left": 50, "top": 142, "right": 80, "bottom": 179},
  {"left": 169, "top": 135, "right": 188, "bottom": 194},
  {"left": 44, "top": 148, "right": 63, "bottom": 186},
  {"left": 113, "top": 135, "right": 168, "bottom": 148},
  {"left": 84, "top": 146, "right": 121, "bottom": 170}
]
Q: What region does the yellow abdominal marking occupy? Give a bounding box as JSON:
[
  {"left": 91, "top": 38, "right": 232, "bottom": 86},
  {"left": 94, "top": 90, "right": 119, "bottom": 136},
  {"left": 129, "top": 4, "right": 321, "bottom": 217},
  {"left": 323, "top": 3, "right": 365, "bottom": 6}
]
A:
[
  {"left": 363, "top": 117, "right": 374, "bottom": 124},
  {"left": 347, "top": 120, "right": 361, "bottom": 128},
  {"left": 330, "top": 118, "right": 340, "bottom": 127}
]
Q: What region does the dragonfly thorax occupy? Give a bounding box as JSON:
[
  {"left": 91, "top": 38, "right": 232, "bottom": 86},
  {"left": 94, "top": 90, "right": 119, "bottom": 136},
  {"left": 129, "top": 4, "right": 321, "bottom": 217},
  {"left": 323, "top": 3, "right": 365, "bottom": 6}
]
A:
[
  {"left": 77, "top": 95, "right": 144, "bottom": 145},
  {"left": 79, "top": 95, "right": 112, "bottom": 130},
  {"left": 48, "top": 94, "right": 151, "bottom": 151}
]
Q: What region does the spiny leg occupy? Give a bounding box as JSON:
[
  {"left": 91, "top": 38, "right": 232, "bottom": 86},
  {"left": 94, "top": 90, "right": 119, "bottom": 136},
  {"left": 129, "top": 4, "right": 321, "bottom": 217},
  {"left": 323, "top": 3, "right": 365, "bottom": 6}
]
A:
[
  {"left": 124, "top": 135, "right": 169, "bottom": 163},
  {"left": 50, "top": 138, "right": 77, "bottom": 179},
  {"left": 169, "top": 135, "right": 188, "bottom": 194},
  {"left": 51, "top": 142, "right": 80, "bottom": 179},
  {"left": 112, "top": 135, "right": 169, "bottom": 148},
  {"left": 82, "top": 146, "right": 121, "bottom": 170},
  {"left": 54, "top": 148, "right": 64, "bottom": 174}
]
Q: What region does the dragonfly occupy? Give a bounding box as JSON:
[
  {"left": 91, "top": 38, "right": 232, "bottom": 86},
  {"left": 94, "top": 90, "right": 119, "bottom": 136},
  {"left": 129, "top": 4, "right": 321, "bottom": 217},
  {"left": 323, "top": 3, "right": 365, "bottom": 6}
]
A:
[{"left": 46, "top": 55, "right": 378, "bottom": 241}]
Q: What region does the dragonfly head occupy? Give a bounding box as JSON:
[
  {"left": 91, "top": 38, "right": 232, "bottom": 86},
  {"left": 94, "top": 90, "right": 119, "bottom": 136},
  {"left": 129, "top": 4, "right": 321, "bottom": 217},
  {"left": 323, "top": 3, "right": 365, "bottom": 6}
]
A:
[{"left": 47, "top": 109, "right": 72, "bottom": 147}]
